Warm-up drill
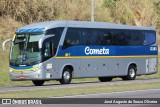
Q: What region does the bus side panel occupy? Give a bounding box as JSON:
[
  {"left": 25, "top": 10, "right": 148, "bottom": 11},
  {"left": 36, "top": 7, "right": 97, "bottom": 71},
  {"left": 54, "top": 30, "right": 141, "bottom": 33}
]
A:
[
  {"left": 56, "top": 58, "right": 126, "bottom": 78},
  {"left": 40, "top": 58, "right": 60, "bottom": 79},
  {"left": 78, "top": 58, "right": 125, "bottom": 77},
  {"left": 55, "top": 57, "right": 158, "bottom": 79}
]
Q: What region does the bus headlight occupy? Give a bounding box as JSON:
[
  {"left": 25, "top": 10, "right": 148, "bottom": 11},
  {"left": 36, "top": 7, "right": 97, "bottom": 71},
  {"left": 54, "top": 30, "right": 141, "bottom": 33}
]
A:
[
  {"left": 9, "top": 68, "right": 14, "bottom": 73},
  {"left": 9, "top": 69, "right": 14, "bottom": 73}
]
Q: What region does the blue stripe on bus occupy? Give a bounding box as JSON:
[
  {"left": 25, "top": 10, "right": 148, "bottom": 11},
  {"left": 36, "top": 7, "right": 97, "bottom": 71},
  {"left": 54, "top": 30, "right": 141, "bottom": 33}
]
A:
[
  {"left": 57, "top": 46, "right": 158, "bottom": 56},
  {"left": 10, "top": 65, "right": 33, "bottom": 69},
  {"left": 16, "top": 28, "right": 45, "bottom": 33}
]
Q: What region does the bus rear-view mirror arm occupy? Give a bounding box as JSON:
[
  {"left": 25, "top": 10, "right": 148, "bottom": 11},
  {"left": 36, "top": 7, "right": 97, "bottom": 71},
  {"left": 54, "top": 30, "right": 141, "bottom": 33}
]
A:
[
  {"left": 2, "top": 38, "right": 12, "bottom": 51},
  {"left": 38, "top": 34, "right": 55, "bottom": 49}
]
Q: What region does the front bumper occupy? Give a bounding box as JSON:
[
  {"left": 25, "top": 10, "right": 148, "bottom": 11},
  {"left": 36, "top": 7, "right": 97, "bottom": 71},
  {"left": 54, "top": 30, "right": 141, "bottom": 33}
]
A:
[{"left": 9, "top": 69, "right": 44, "bottom": 80}]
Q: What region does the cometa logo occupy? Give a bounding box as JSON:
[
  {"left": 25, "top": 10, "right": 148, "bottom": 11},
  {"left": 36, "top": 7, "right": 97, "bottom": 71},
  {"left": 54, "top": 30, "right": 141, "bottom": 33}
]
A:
[{"left": 85, "top": 46, "right": 109, "bottom": 55}]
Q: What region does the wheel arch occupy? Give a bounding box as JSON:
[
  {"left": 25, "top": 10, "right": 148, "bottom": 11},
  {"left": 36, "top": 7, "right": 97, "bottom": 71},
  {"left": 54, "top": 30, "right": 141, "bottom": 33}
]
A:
[
  {"left": 60, "top": 64, "right": 74, "bottom": 78},
  {"left": 126, "top": 62, "right": 137, "bottom": 74}
]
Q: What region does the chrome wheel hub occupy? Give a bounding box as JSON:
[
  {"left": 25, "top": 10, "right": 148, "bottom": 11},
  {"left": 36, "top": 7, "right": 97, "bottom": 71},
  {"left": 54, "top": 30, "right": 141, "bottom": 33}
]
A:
[
  {"left": 63, "top": 71, "right": 70, "bottom": 80},
  {"left": 129, "top": 68, "right": 135, "bottom": 78}
]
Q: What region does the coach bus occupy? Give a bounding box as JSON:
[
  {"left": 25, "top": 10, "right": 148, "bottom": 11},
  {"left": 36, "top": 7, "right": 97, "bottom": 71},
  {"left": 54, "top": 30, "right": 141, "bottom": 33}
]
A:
[{"left": 2, "top": 21, "right": 158, "bottom": 86}]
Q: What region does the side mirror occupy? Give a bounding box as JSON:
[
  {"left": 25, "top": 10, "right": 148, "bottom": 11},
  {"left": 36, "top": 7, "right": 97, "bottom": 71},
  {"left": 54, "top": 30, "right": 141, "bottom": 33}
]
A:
[
  {"left": 38, "top": 34, "right": 55, "bottom": 49},
  {"left": 2, "top": 38, "right": 12, "bottom": 51}
]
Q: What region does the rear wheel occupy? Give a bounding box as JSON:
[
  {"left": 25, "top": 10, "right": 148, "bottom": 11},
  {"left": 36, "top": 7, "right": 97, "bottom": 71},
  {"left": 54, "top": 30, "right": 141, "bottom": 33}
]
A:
[
  {"left": 98, "top": 77, "right": 113, "bottom": 82},
  {"left": 32, "top": 80, "right": 45, "bottom": 86},
  {"left": 122, "top": 66, "right": 136, "bottom": 80},
  {"left": 59, "top": 68, "right": 72, "bottom": 84}
]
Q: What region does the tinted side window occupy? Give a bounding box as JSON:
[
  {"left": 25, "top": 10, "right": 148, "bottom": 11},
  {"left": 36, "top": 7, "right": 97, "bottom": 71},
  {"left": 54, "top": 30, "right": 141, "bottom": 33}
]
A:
[
  {"left": 99, "top": 29, "right": 146, "bottom": 46},
  {"left": 125, "top": 30, "right": 145, "bottom": 46},
  {"left": 82, "top": 29, "right": 114, "bottom": 46},
  {"left": 92, "top": 29, "right": 104, "bottom": 45},
  {"left": 63, "top": 28, "right": 81, "bottom": 49},
  {"left": 46, "top": 27, "right": 64, "bottom": 35},
  {"left": 46, "top": 27, "right": 64, "bottom": 54},
  {"left": 112, "top": 30, "right": 125, "bottom": 46},
  {"left": 62, "top": 28, "right": 155, "bottom": 48},
  {"left": 100, "top": 29, "right": 127, "bottom": 46},
  {"left": 99, "top": 29, "right": 113, "bottom": 45},
  {"left": 81, "top": 29, "right": 93, "bottom": 45},
  {"left": 144, "top": 31, "right": 156, "bottom": 45}
]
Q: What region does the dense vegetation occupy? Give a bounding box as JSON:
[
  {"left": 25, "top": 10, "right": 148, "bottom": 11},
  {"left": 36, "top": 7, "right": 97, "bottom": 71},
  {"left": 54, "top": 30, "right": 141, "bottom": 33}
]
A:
[
  {"left": 0, "top": 0, "right": 159, "bottom": 38},
  {"left": 0, "top": 0, "right": 159, "bottom": 26}
]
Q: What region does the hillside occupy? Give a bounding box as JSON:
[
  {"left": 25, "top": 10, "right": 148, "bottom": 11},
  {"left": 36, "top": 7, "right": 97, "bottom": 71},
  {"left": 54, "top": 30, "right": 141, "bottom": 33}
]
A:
[{"left": 0, "top": 0, "right": 160, "bottom": 86}]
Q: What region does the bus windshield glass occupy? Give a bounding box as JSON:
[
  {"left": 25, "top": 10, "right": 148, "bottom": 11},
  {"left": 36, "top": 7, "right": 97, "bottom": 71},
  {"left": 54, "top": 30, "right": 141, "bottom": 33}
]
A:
[{"left": 10, "top": 33, "right": 44, "bottom": 66}]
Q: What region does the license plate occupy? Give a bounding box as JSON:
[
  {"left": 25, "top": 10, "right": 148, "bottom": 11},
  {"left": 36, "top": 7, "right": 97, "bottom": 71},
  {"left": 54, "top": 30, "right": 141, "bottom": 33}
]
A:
[{"left": 19, "top": 76, "right": 26, "bottom": 79}]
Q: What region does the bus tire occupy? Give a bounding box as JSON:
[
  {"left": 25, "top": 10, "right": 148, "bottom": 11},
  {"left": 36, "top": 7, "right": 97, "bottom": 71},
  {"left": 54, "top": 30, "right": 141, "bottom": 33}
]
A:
[
  {"left": 32, "top": 80, "right": 45, "bottom": 86},
  {"left": 59, "top": 68, "right": 72, "bottom": 84},
  {"left": 122, "top": 66, "right": 136, "bottom": 80},
  {"left": 98, "top": 77, "right": 113, "bottom": 82}
]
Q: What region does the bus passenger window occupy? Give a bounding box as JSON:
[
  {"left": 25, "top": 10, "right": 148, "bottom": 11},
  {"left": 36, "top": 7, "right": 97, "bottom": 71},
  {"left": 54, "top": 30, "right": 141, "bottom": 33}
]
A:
[
  {"left": 63, "top": 28, "right": 81, "bottom": 49},
  {"left": 81, "top": 30, "right": 92, "bottom": 45},
  {"left": 126, "top": 30, "right": 145, "bottom": 46},
  {"left": 144, "top": 31, "right": 156, "bottom": 45},
  {"left": 103, "top": 33, "right": 112, "bottom": 45}
]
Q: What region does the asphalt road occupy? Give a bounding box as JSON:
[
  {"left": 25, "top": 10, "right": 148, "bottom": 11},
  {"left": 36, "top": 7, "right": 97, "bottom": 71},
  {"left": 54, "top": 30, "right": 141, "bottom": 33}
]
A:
[
  {"left": 1, "top": 78, "right": 160, "bottom": 107},
  {"left": 57, "top": 88, "right": 160, "bottom": 98},
  {"left": 0, "top": 78, "right": 160, "bottom": 92},
  {"left": 1, "top": 89, "right": 160, "bottom": 107}
]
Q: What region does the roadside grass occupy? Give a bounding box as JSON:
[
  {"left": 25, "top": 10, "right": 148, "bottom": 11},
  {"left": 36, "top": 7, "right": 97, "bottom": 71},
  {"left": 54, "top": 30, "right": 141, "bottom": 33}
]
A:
[{"left": 0, "top": 82, "right": 160, "bottom": 98}]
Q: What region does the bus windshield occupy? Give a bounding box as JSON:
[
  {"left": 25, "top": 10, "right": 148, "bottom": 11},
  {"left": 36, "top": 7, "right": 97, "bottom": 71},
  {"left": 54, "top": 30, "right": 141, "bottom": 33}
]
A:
[{"left": 10, "top": 33, "right": 44, "bottom": 66}]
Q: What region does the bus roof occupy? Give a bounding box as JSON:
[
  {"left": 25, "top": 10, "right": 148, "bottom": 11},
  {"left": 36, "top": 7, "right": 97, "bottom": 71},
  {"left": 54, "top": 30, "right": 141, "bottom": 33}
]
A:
[{"left": 16, "top": 21, "right": 156, "bottom": 33}]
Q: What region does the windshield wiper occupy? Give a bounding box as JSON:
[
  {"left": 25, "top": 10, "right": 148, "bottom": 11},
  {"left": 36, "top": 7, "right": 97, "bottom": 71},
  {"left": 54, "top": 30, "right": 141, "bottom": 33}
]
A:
[{"left": 24, "top": 54, "right": 31, "bottom": 66}]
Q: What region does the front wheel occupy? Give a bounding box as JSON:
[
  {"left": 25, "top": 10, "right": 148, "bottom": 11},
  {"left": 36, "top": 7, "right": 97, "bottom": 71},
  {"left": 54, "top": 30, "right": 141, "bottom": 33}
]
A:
[
  {"left": 59, "top": 68, "right": 72, "bottom": 84},
  {"left": 32, "top": 80, "right": 45, "bottom": 86},
  {"left": 98, "top": 77, "right": 113, "bottom": 82},
  {"left": 122, "top": 66, "right": 136, "bottom": 80}
]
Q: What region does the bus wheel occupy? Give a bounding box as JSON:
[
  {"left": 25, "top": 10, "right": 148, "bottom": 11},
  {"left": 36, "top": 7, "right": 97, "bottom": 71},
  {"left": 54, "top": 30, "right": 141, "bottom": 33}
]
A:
[
  {"left": 98, "top": 77, "right": 113, "bottom": 82},
  {"left": 59, "top": 68, "right": 72, "bottom": 84},
  {"left": 32, "top": 80, "right": 45, "bottom": 86},
  {"left": 122, "top": 66, "right": 136, "bottom": 80}
]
